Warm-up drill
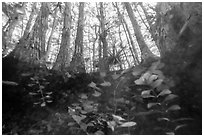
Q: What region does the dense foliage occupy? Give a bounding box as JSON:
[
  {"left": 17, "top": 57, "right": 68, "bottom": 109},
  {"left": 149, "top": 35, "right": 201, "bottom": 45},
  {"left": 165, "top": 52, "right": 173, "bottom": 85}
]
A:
[{"left": 2, "top": 2, "right": 202, "bottom": 135}]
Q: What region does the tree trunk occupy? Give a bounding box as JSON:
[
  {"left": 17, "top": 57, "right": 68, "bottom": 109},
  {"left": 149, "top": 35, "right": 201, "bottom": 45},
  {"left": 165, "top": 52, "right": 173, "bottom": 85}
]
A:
[
  {"left": 92, "top": 25, "right": 98, "bottom": 72},
  {"left": 113, "top": 2, "right": 139, "bottom": 65},
  {"left": 154, "top": 3, "right": 168, "bottom": 58},
  {"left": 70, "top": 2, "right": 86, "bottom": 73},
  {"left": 138, "top": 3, "right": 156, "bottom": 41},
  {"left": 137, "top": 3, "right": 164, "bottom": 58},
  {"left": 38, "top": 2, "right": 49, "bottom": 58},
  {"left": 74, "top": 2, "right": 85, "bottom": 55},
  {"left": 46, "top": 3, "right": 59, "bottom": 54},
  {"left": 118, "top": 26, "right": 131, "bottom": 67},
  {"left": 3, "top": 3, "right": 26, "bottom": 57},
  {"left": 10, "top": 3, "right": 37, "bottom": 62},
  {"left": 98, "top": 2, "right": 109, "bottom": 73},
  {"left": 53, "top": 2, "right": 71, "bottom": 71},
  {"left": 124, "top": 2, "right": 157, "bottom": 64},
  {"left": 100, "top": 3, "right": 108, "bottom": 59},
  {"left": 122, "top": 18, "right": 140, "bottom": 64}
]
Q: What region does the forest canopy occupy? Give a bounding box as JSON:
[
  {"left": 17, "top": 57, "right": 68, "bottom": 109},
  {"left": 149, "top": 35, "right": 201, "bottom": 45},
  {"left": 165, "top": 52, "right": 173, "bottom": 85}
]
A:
[{"left": 2, "top": 2, "right": 166, "bottom": 73}]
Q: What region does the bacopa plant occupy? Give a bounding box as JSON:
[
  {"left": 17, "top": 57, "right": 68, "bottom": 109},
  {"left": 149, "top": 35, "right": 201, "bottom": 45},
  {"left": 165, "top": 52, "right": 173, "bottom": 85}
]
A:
[
  {"left": 27, "top": 75, "right": 53, "bottom": 107},
  {"left": 132, "top": 61, "right": 193, "bottom": 134}
]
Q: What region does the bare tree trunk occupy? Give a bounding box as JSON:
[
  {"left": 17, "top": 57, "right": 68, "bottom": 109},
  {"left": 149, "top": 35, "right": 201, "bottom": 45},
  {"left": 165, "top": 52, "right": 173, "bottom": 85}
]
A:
[
  {"left": 53, "top": 2, "right": 71, "bottom": 71},
  {"left": 98, "top": 29, "right": 102, "bottom": 61},
  {"left": 74, "top": 2, "right": 85, "bottom": 55},
  {"left": 9, "top": 3, "right": 36, "bottom": 62},
  {"left": 21, "top": 2, "right": 48, "bottom": 64},
  {"left": 113, "top": 2, "right": 139, "bottom": 65},
  {"left": 124, "top": 2, "right": 157, "bottom": 63},
  {"left": 122, "top": 22, "right": 137, "bottom": 66},
  {"left": 22, "top": 3, "right": 37, "bottom": 41},
  {"left": 70, "top": 2, "right": 86, "bottom": 73},
  {"left": 138, "top": 3, "right": 156, "bottom": 41},
  {"left": 95, "top": 3, "right": 102, "bottom": 64},
  {"left": 122, "top": 18, "right": 140, "bottom": 64},
  {"left": 154, "top": 3, "right": 168, "bottom": 58},
  {"left": 92, "top": 25, "right": 98, "bottom": 71},
  {"left": 46, "top": 3, "right": 59, "bottom": 53},
  {"left": 136, "top": 3, "right": 164, "bottom": 58},
  {"left": 38, "top": 2, "right": 49, "bottom": 59},
  {"left": 118, "top": 26, "right": 131, "bottom": 67},
  {"left": 100, "top": 3, "right": 108, "bottom": 59},
  {"left": 3, "top": 3, "right": 26, "bottom": 57},
  {"left": 21, "top": 2, "right": 49, "bottom": 66},
  {"left": 98, "top": 2, "right": 109, "bottom": 73}
]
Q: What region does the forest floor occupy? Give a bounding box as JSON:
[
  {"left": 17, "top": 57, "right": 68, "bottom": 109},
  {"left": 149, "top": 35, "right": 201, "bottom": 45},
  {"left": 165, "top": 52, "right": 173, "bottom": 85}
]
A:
[{"left": 2, "top": 56, "right": 202, "bottom": 135}]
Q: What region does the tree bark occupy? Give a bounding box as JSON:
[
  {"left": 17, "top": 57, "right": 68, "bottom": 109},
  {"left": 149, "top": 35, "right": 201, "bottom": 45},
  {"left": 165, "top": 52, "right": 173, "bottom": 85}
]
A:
[
  {"left": 99, "top": 3, "right": 108, "bottom": 59},
  {"left": 118, "top": 26, "right": 131, "bottom": 67},
  {"left": 46, "top": 3, "right": 59, "bottom": 52},
  {"left": 9, "top": 3, "right": 37, "bottom": 62},
  {"left": 3, "top": 3, "right": 27, "bottom": 57},
  {"left": 98, "top": 2, "right": 109, "bottom": 73},
  {"left": 53, "top": 2, "right": 71, "bottom": 71},
  {"left": 92, "top": 25, "right": 98, "bottom": 71},
  {"left": 38, "top": 2, "right": 49, "bottom": 58},
  {"left": 70, "top": 2, "right": 86, "bottom": 73},
  {"left": 122, "top": 18, "right": 140, "bottom": 64},
  {"left": 124, "top": 2, "right": 156, "bottom": 63},
  {"left": 113, "top": 2, "right": 139, "bottom": 65},
  {"left": 138, "top": 3, "right": 156, "bottom": 41},
  {"left": 74, "top": 2, "right": 85, "bottom": 55}
]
